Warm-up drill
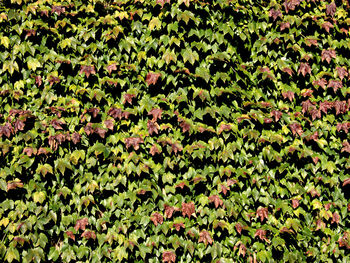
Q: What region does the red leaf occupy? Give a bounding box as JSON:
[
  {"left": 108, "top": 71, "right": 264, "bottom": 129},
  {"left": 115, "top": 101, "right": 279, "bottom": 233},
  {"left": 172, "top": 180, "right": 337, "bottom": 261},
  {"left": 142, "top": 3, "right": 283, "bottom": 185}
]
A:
[
  {"left": 282, "top": 67, "right": 293, "bottom": 76},
  {"left": 328, "top": 80, "right": 342, "bottom": 92},
  {"left": 182, "top": 202, "right": 195, "bottom": 219},
  {"left": 123, "top": 93, "right": 136, "bottom": 105},
  {"left": 235, "top": 223, "right": 244, "bottom": 235},
  {"left": 108, "top": 107, "right": 123, "bottom": 119},
  {"left": 270, "top": 110, "right": 282, "bottom": 121},
  {"left": 95, "top": 127, "right": 107, "bottom": 138},
  {"left": 157, "top": 0, "right": 170, "bottom": 8},
  {"left": 81, "top": 230, "right": 96, "bottom": 240},
  {"left": 14, "top": 119, "right": 25, "bottom": 133},
  {"left": 280, "top": 22, "right": 290, "bottom": 31},
  {"left": 313, "top": 78, "right": 327, "bottom": 89},
  {"left": 198, "top": 230, "right": 213, "bottom": 246},
  {"left": 52, "top": 5, "right": 65, "bottom": 15},
  {"left": 74, "top": 218, "right": 88, "bottom": 231},
  {"left": 283, "top": 0, "right": 300, "bottom": 13},
  {"left": 104, "top": 119, "right": 114, "bottom": 130},
  {"left": 35, "top": 76, "right": 42, "bottom": 86},
  {"left": 255, "top": 229, "right": 269, "bottom": 242},
  {"left": 336, "top": 67, "right": 348, "bottom": 80},
  {"left": 291, "top": 199, "right": 299, "bottom": 209},
  {"left": 219, "top": 184, "right": 229, "bottom": 195},
  {"left": 312, "top": 156, "right": 319, "bottom": 164},
  {"left": 7, "top": 181, "right": 24, "bottom": 191},
  {"left": 269, "top": 9, "right": 282, "bottom": 21},
  {"left": 88, "top": 108, "right": 100, "bottom": 118},
  {"left": 175, "top": 181, "right": 187, "bottom": 189},
  {"left": 150, "top": 144, "right": 160, "bottom": 156},
  {"left": 208, "top": 195, "right": 223, "bottom": 208},
  {"left": 37, "top": 147, "right": 48, "bottom": 155},
  {"left": 322, "top": 21, "right": 334, "bottom": 33},
  {"left": 219, "top": 124, "right": 231, "bottom": 133},
  {"left": 71, "top": 132, "right": 81, "bottom": 144},
  {"left": 66, "top": 231, "right": 75, "bottom": 241},
  {"left": 289, "top": 123, "right": 303, "bottom": 136},
  {"left": 147, "top": 120, "right": 159, "bottom": 135},
  {"left": 125, "top": 137, "right": 143, "bottom": 150},
  {"left": 308, "top": 188, "right": 320, "bottom": 198},
  {"left": 334, "top": 101, "right": 348, "bottom": 115},
  {"left": 80, "top": 65, "right": 96, "bottom": 78},
  {"left": 173, "top": 223, "right": 185, "bottom": 231},
  {"left": 280, "top": 227, "right": 294, "bottom": 234},
  {"left": 51, "top": 119, "right": 64, "bottom": 130},
  {"left": 301, "top": 89, "right": 313, "bottom": 97},
  {"left": 321, "top": 49, "right": 336, "bottom": 63},
  {"left": 326, "top": 2, "right": 336, "bottom": 17},
  {"left": 343, "top": 178, "right": 350, "bottom": 186},
  {"left": 84, "top": 123, "right": 94, "bottom": 135},
  {"left": 298, "top": 62, "right": 311, "bottom": 77},
  {"left": 146, "top": 72, "right": 161, "bottom": 86},
  {"left": 256, "top": 207, "right": 268, "bottom": 222},
  {"left": 106, "top": 63, "right": 117, "bottom": 74},
  {"left": 305, "top": 38, "right": 318, "bottom": 47},
  {"left": 170, "top": 142, "right": 182, "bottom": 155},
  {"left": 316, "top": 219, "right": 325, "bottom": 231},
  {"left": 331, "top": 212, "right": 340, "bottom": 224},
  {"left": 301, "top": 99, "right": 315, "bottom": 114},
  {"left": 179, "top": 120, "right": 190, "bottom": 133},
  {"left": 150, "top": 212, "right": 163, "bottom": 226},
  {"left": 148, "top": 108, "right": 163, "bottom": 121},
  {"left": 282, "top": 91, "right": 295, "bottom": 102},
  {"left": 23, "top": 147, "right": 35, "bottom": 157},
  {"left": 162, "top": 251, "right": 176, "bottom": 263},
  {"left": 227, "top": 179, "right": 237, "bottom": 186},
  {"left": 164, "top": 204, "right": 175, "bottom": 219}
]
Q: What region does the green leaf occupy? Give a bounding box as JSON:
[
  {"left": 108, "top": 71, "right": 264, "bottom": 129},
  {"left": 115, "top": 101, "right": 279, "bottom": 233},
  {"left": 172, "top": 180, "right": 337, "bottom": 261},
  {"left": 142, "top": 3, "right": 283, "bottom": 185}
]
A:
[
  {"left": 33, "top": 191, "right": 46, "bottom": 204},
  {"left": 27, "top": 57, "right": 41, "bottom": 71}
]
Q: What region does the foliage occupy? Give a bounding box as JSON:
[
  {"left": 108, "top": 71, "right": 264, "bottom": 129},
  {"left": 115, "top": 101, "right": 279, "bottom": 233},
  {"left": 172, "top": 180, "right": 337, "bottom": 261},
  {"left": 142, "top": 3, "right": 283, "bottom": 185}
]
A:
[{"left": 0, "top": 0, "right": 350, "bottom": 262}]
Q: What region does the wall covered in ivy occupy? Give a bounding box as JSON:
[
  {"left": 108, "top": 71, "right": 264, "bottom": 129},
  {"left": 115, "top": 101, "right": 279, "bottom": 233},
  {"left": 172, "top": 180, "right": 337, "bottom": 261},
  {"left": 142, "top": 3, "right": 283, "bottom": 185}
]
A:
[{"left": 0, "top": 0, "right": 349, "bottom": 262}]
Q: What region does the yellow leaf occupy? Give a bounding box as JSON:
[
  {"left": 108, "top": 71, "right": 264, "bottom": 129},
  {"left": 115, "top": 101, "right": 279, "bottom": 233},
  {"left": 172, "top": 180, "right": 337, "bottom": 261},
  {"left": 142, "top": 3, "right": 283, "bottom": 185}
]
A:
[
  {"left": 0, "top": 217, "right": 9, "bottom": 227},
  {"left": 1, "top": 36, "right": 10, "bottom": 48},
  {"left": 149, "top": 17, "right": 161, "bottom": 31},
  {"left": 33, "top": 191, "right": 46, "bottom": 204}
]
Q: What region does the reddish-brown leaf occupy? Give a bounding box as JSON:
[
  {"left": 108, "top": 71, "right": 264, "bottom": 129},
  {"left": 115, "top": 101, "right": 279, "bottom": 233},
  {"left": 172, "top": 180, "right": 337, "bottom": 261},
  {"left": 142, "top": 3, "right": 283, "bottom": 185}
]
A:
[
  {"left": 343, "top": 178, "right": 350, "bottom": 186},
  {"left": 23, "top": 147, "right": 35, "bottom": 157},
  {"left": 164, "top": 204, "right": 175, "bottom": 219},
  {"left": 280, "top": 22, "right": 290, "bottom": 31},
  {"left": 51, "top": 119, "right": 64, "bottom": 130},
  {"left": 108, "top": 107, "right": 123, "bottom": 120},
  {"left": 321, "top": 49, "right": 336, "bottom": 63},
  {"left": 106, "top": 63, "right": 117, "bottom": 74},
  {"left": 175, "top": 181, "right": 187, "bottom": 189},
  {"left": 104, "top": 119, "right": 114, "bottom": 130},
  {"left": 322, "top": 21, "right": 334, "bottom": 33},
  {"left": 148, "top": 108, "right": 163, "bottom": 121},
  {"left": 255, "top": 229, "right": 269, "bottom": 242},
  {"left": 52, "top": 5, "right": 66, "bottom": 15},
  {"left": 270, "top": 110, "right": 282, "bottom": 121},
  {"left": 312, "top": 156, "right": 319, "bottom": 164},
  {"left": 256, "top": 207, "right": 268, "bottom": 222},
  {"left": 316, "top": 219, "right": 325, "bottom": 231},
  {"left": 219, "top": 184, "right": 229, "bottom": 195},
  {"left": 282, "top": 67, "right": 293, "bottom": 76},
  {"left": 146, "top": 72, "right": 161, "bottom": 86},
  {"left": 162, "top": 251, "right": 176, "bottom": 263},
  {"left": 282, "top": 91, "right": 295, "bottom": 102},
  {"left": 283, "top": 0, "right": 300, "bottom": 13},
  {"left": 198, "top": 230, "right": 213, "bottom": 246},
  {"left": 182, "top": 202, "right": 195, "bottom": 219},
  {"left": 269, "top": 9, "right": 282, "bottom": 21},
  {"left": 301, "top": 99, "right": 315, "bottom": 114},
  {"left": 71, "top": 132, "right": 81, "bottom": 144},
  {"left": 301, "top": 89, "right": 313, "bottom": 97},
  {"left": 331, "top": 212, "right": 340, "bottom": 224},
  {"left": 291, "top": 199, "right": 299, "bottom": 209},
  {"left": 280, "top": 227, "right": 294, "bottom": 234},
  {"left": 179, "top": 120, "right": 190, "bottom": 133},
  {"left": 123, "top": 93, "right": 136, "bottom": 105},
  {"left": 209, "top": 195, "right": 223, "bottom": 208},
  {"left": 334, "top": 101, "right": 348, "bottom": 115},
  {"left": 88, "top": 107, "right": 100, "bottom": 118},
  {"left": 336, "top": 67, "right": 348, "bottom": 80},
  {"left": 66, "top": 231, "right": 75, "bottom": 241},
  {"left": 80, "top": 65, "right": 96, "bottom": 78},
  {"left": 37, "top": 147, "right": 48, "bottom": 155},
  {"left": 348, "top": 203, "right": 350, "bottom": 212},
  {"left": 95, "top": 127, "right": 107, "bottom": 138},
  {"left": 150, "top": 144, "right": 160, "bottom": 156},
  {"left": 157, "top": 0, "right": 170, "bottom": 8},
  {"left": 125, "top": 137, "right": 143, "bottom": 150},
  {"left": 81, "top": 230, "right": 96, "bottom": 240},
  {"left": 48, "top": 76, "right": 60, "bottom": 86},
  {"left": 7, "top": 181, "right": 24, "bottom": 191},
  {"left": 326, "top": 2, "right": 336, "bottom": 17},
  {"left": 305, "top": 38, "right": 318, "bottom": 47},
  {"left": 298, "top": 62, "right": 311, "bottom": 76},
  {"left": 289, "top": 123, "right": 303, "bottom": 136},
  {"left": 74, "top": 218, "right": 88, "bottom": 231},
  {"left": 170, "top": 142, "right": 182, "bottom": 155},
  {"left": 147, "top": 120, "right": 159, "bottom": 135},
  {"left": 235, "top": 223, "right": 244, "bottom": 235},
  {"left": 313, "top": 78, "right": 327, "bottom": 89},
  {"left": 84, "top": 123, "right": 94, "bottom": 135},
  {"left": 35, "top": 76, "right": 42, "bottom": 86},
  {"left": 150, "top": 212, "right": 163, "bottom": 226},
  {"left": 173, "top": 223, "right": 185, "bottom": 231},
  {"left": 328, "top": 80, "right": 343, "bottom": 92},
  {"left": 308, "top": 188, "right": 320, "bottom": 197}
]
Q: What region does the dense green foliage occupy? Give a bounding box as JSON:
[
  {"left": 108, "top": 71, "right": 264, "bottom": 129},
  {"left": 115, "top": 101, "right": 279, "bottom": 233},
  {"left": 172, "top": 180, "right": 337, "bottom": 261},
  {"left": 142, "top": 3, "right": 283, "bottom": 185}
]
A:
[{"left": 0, "top": 0, "right": 350, "bottom": 262}]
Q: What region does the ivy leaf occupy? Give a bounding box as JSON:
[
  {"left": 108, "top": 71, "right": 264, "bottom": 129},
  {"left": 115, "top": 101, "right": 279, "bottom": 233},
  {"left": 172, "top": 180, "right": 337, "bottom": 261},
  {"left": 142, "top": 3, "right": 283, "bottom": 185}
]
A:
[
  {"left": 343, "top": 178, "right": 350, "bottom": 186},
  {"left": 157, "top": 0, "right": 170, "bottom": 8},
  {"left": 328, "top": 80, "right": 342, "bottom": 92},
  {"left": 27, "top": 57, "right": 41, "bottom": 71},
  {"left": 313, "top": 78, "right": 327, "bottom": 89},
  {"left": 51, "top": 119, "right": 64, "bottom": 130},
  {"left": 35, "top": 76, "right": 42, "bottom": 86},
  {"left": 104, "top": 119, "right": 114, "bottom": 130},
  {"left": 123, "top": 93, "right": 136, "bottom": 105},
  {"left": 74, "top": 218, "right": 88, "bottom": 231},
  {"left": 52, "top": 5, "right": 66, "bottom": 15},
  {"left": 172, "top": 223, "right": 185, "bottom": 231},
  {"left": 147, "top": 120, "right": 159, "bottom": 135},
  {"left": 150, "top": 212, "right": 163, "bottom": 226},
  {"left": 269, "top": 9, "right": 282, "bottom": 21},
  {"left": 198, "top": 230, "right": 213, "bottom": 246},
  {"left": 289, "top": 123, "right": 303, "bottom": 136},
  {"left": 282, "top": 67, "right": 293, "bottom": 76},
  {"left": 146, "top": 72, "right": 161, "bottom": 86},
  {"left": 298, "top": 62, "right": 311, "bottom": 76},
  {"left": 336, "top": 67, "right": 348, "bottom": 80},
  {"left": 71, "top": 132, "right": 81, "bottom": 144},
  {"left": 182, "top": 202, "right": 195, "bottom": 219},
  {"left": 305, "top": 38, "right": 318, "bottom": 47},
  {"left": 301, "top": 99, "right": 315, "bottom": 114},
  {"left": 282, "top": 91, "right": 295, "bottom": 102},
  {"left": 331, "top": 212, "right": 340, "bottom": 224},
  {"left": 162, "top": 251, "right": 176, "bottom": 263},
  {"left": 321, "top": 49, "right": 336, "bottom": 64},
  {"left": 81, "top": 230, "right": 96, "bottom": 240},
  {"left": 326, "top": 2, "right": 336, "bottom": 17},
  {"left": 255, "top": 229, "right": 269, "bottom": 242},
  {"left": 23, "top": 147, "right": 35, "bottom": 157},
  {"left": 164, "top": 204, "right": 175, "bottom": 219},
  {"left": 150, "top": 144, "right": 161, "bottom": 156},
  {"left": 283, "top": 0, "right": 300, "bottom": 13},
  {"left": 125, "top": 137, "right": 144, "bottom": 150},
  {"left": 80, "top": 65, "right": 96, "bottom": 78},
  {"left": 7, "top": 180, "right": 24, "bottom": 191},
  {"left": 256, "top": 207, "right": 268, "bottom": 222},
  {"left": 88, "top": 108, "right": 100, "bottom": 118},
  {"left": 33, "top": 191, "right": 46, "bottom": 203},
  {"left": 148, "top": 108, "right": 163, "bottom": 121},
  {"left": 106, "top": 63, "right": 117, "bottom": 74},
  {"left": 208, "top": 195, "right": 223, "bottom": 208},
  {"left": 66, "top": 231, "right": 75, "bottom": 241},
  {"left": 341, "top": 142, "right": 350, "bottom": 153},
  {"left": 322, "top": 21, "right": 334, "bottom": 33}
]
